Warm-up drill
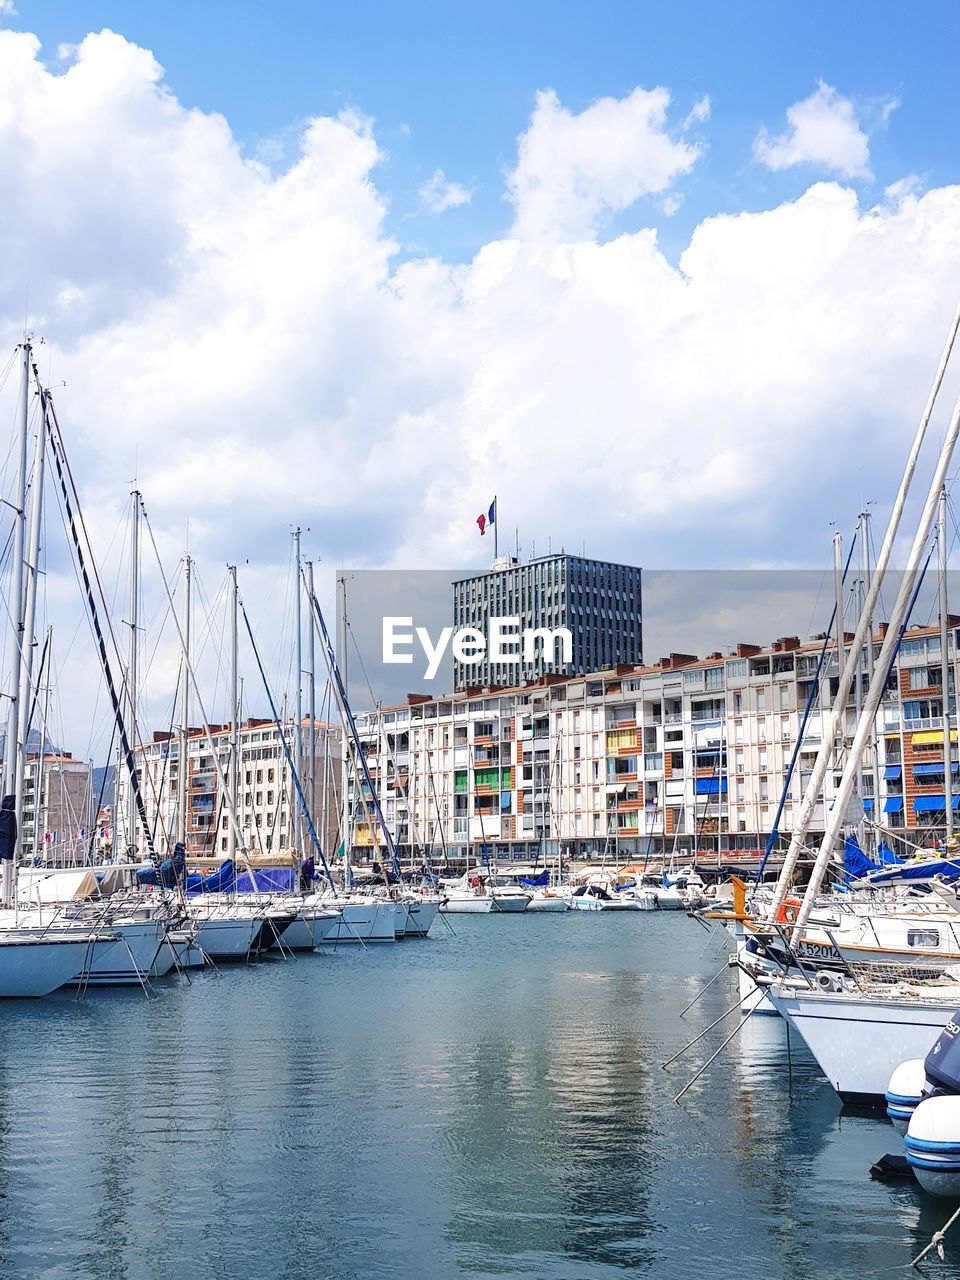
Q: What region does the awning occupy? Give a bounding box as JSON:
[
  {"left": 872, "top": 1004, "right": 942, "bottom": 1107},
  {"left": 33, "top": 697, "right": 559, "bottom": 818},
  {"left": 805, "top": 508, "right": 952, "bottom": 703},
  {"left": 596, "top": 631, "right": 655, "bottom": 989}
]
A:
[
  {"left": 695, "top": 776, "right": 728, "bottom": 795},
  {"left": 913, "top": 795, "right": 960, "bottom": 813},
  {"left": 913, "top": 729, "right": 959, "bottom": 746},
  {"left": 914, "top": 763, "right": 945, "bottom": 778},
  {"left": 883, "top": 765, "right": 902, "bottom": 781},
  {"left": 862, "top": 797, "right": 874, "bottom": 810},
  {"left": 884, "top": 797, "right": 904, "bottom": 813}
]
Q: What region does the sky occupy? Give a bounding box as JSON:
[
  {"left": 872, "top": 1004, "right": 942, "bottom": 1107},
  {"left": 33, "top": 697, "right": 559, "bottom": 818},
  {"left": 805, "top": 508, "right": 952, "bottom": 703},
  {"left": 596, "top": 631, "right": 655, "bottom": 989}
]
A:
[{"left": 2, "top": 0, "right": 960, "bottom": 751}]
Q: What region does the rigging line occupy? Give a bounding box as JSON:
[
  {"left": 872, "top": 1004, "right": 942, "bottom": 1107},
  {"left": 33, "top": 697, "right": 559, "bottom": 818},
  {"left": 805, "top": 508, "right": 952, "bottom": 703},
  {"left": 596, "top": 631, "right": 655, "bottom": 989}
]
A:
[
  {"left": 138, "top": 506, "right": 258, "bottom": 880},
  {"left": 347, "top": 628, "right": 424, "bottom": 862},
  {"left": 46, "top": 397, "right": 137, "bottom": 714},
  {"left": 86, "top": 717, "right": 118, "bottom": 865},
  {"left": 22, "top": 629, "right": 51, "bottom": 749},
  {"left": 44, "top": 405, "right": 155, "bottom": 857},
  {"left": 190, "top": 568, "right": 230, "bottom": 711},
  {"left": 237, "top": 595, "right": 335, "bottom": 888},
  {"left": 147, "top": 672, "right": 181, "bottom": 854},
  {"left": 754, "top": 530, "right": 859, "bottom": 885},
  {"left": 305, "top": 575, "right": 402, "bottom": 879}
]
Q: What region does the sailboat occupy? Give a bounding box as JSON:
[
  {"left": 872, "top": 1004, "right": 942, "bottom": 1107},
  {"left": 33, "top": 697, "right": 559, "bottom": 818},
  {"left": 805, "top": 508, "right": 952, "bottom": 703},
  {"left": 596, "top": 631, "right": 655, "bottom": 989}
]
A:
[{"left": 0, "top": 340, "right": 115, "bottom": 995}]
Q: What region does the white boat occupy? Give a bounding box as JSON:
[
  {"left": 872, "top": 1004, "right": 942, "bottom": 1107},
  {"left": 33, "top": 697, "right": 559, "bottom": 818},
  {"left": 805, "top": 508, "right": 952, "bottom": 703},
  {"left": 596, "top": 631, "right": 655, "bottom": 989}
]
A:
[
  {"left": 569, "top": 882, "right": 639, "bottom": 911},
  {"left": 766, "top": 977, "right": 956, "bottom": 1105},
  {"left": 526, "top": 889, "right": 570, "bottom": 912},
  {"left": 68, "top": 917, "right": 174, "bottom": 986},
  {"left": 188, "top": 900, "right": 264, "bottom": 960},
  {"left": 278, "top": 902, "right": 342, "bottom": 950},
  {"left": 399, "top": 897, "right": 440, "bottom": 935},
  {"left": 439, "top": 873, "right": 529, "bottom": 914},
  {"left": 318, "top": 898, "right": 401, "bottom": 941},
  {"left": 440, "top": 888, "right": 495, "bottom": 914},
  {"left": 0, "top": 931, "right": 113, "bottom": 998},
  {"left": 5, "top": 907, "right": 176, "bottom": 987},
  {"left": 164, "top": 926, "right": 206, "bottom": 970}
]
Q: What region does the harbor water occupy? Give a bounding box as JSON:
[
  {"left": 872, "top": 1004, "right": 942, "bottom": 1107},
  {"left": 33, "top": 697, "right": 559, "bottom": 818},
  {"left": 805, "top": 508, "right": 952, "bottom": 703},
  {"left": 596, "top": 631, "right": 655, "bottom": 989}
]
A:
[{"left": 0, "top": 913, "right": 952, "bottom": 1278}]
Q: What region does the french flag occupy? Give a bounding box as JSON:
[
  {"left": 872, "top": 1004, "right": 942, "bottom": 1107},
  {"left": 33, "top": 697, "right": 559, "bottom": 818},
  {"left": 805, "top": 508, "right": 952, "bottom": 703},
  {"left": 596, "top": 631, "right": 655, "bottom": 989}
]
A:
[{"left": 476, "top": 498, "right": 496, "bottom": 536}]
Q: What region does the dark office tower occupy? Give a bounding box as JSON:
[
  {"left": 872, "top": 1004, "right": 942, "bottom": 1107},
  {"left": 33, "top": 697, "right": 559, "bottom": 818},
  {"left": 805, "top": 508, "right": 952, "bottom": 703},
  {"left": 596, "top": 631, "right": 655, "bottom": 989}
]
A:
[{"left": 452, "top": 554, "right": 643, "bottom": 690}]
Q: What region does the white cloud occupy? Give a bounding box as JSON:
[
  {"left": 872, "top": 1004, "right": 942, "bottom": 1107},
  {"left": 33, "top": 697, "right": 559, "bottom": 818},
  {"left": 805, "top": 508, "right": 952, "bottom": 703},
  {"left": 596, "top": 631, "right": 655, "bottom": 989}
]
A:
[
  {"left": 507, "top": 86, "right": 701, "bottom": 241},
  {"left": 1, "top": 30, "right": 959, "bottom": 747},
  {"left": 419, "top": 168, "right": 471, "bottom": 214},
  {"left": 753, "top": 80, "right": 895, "bottom": 179},
  {"left": 0, "top": 2, "right": 18, "bottom": 18},
  {"left": 682, "top": 95, "right": 711, "bottom": 129}
]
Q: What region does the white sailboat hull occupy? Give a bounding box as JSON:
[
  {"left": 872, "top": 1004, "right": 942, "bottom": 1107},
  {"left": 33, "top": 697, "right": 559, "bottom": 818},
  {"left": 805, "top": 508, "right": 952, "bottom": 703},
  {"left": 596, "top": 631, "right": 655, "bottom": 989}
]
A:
[
  {"left": 322, "top": 901, "right": 400, "bottom": 941},
  {"left": 400, "top": 900, "right": 439, "bottom": 935},
  {"left": 59, "top": 920, "right": 172, "bottom": 987},
  {"left": 526, "top": 893, "right": 569, "bottom": 912},
  {"left": 0, "top": 934, "right": 103, "bottom": 998},
  {"left": 192, "top": 911, "right": 261, "bottom": 960},
  {"left": 440, "top": 894, "right": 496, "bottom": 913},
  {"left": 767, "top": 984, "right": 953, "bottom": 1104},
  {"left": 281, "top": 909, "right": 341, "bottom": 950}
]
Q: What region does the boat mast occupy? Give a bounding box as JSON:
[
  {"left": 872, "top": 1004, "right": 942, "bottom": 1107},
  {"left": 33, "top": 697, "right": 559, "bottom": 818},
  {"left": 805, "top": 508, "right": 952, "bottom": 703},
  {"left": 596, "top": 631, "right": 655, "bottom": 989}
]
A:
[
  {"left": 35, "top": 634, "right": 51, "bottom": 863},
  {"left": 768, "top": 299, "right": 960, "bottom": 919},
  {"left": 796, "top": 387, "right": 960, "bottom": 930},
  {"left": 337, "top": 573, "right": 351, "bottom": 882},
  {"left": 832, "top": 531, "right": 845, "bottom": 778},
  {"left": 305, "top": 559, "right": 316, "bottom": 849},
  {"left": 16, "top": 377, "right": 46, "bottom": 838},
  {"left": 2, "top": 339, "right": 31, "bottom": 905},
  {"left": 860, "top": 508, "right": 881, "bottom": 845},
  {"left": 124, "top": 489, "right": 140, "bottom": 857},
  {"left": 293, "top": 528, "right": 303, "bottom": 855},
  {"left": 940, "top": 487, "right": 953, "bottom": 840},
  {"left": 228, "top": 564, "right": 239, "bottom": 862},
  {"left": 178, "top": 554, "right": 191, "bottom": 847}
]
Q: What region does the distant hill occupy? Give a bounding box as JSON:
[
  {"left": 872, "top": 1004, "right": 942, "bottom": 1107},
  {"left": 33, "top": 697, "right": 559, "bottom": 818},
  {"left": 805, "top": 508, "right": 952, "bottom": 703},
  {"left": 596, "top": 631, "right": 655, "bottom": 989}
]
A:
[
  {"left": 92, "top": 765, "right": 116, "bottom": 810},
  {"left": 0, "top": 728, "right": 61, "bottom": 759}
]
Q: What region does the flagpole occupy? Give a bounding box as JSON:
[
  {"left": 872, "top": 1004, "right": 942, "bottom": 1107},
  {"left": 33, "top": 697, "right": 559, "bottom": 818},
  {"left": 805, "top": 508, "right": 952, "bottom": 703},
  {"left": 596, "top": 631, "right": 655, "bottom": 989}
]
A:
[{"left": 494, "top": 494, "right": 498, "bottom": 560}]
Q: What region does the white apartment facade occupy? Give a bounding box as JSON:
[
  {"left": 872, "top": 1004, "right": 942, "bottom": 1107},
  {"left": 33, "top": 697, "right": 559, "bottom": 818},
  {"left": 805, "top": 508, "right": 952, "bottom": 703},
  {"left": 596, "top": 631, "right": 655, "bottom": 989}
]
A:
[
  {"left": 347, "top": 623, "right": 960, "bottom": 863},
  {"left": 119, "top": 718, "right": 342, "bottom": 860}
]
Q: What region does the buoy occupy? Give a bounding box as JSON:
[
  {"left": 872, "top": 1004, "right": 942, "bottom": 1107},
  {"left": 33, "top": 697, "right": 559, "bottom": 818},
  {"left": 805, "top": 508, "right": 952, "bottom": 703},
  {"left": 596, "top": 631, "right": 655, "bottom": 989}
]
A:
[
  {"left": 776, "top": 897, "right": 801, "bottom": 925},
  {"left": 886, "top": 1059, "right": 926, "bottom": 1134},
  {"left": 905, "top": 1095, "right": 960, "bottom": 1196}
]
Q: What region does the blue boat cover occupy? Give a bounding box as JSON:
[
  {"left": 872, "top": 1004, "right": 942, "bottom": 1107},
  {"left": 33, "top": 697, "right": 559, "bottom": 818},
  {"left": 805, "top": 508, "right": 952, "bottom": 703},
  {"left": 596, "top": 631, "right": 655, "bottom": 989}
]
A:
[
  {"left": 185, "top": 859, "right": 237, "bottom": 895},
  {"left": 518, "top": 870, "right": 549, "bottom": 887},
  {"left": 236, "top": 867, "right": 295, "bottom": 893},
  {"left": 183, "top": 860, "right": 295, "bottom": 895},
  {"left": 843, "top": 833, "right": 882, "bottom": 884},
  {"left": 877, "top": 841, "right": 902, "bottom": 865},
  {"left": 136, "top": 843, "right": 186, "bottom": 889},
  {"left": 860, "top": 855, "right": 960, "bottom": 885}
]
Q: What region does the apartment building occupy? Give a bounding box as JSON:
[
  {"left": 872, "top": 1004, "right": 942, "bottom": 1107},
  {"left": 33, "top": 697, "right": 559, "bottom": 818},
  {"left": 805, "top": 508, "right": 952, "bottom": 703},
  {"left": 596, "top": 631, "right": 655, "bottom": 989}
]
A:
[
  {"left": 346, "top": 621, "right": 960, "bottom": 863},
  {"left": 21, "top": 752, "right": 93, "bottom": 861},
  {"left": 120, "top": 718, "right": 342, "bottom": 860},
  {"left": 452, "top": 554, "right": 643, "bottom": 690}
]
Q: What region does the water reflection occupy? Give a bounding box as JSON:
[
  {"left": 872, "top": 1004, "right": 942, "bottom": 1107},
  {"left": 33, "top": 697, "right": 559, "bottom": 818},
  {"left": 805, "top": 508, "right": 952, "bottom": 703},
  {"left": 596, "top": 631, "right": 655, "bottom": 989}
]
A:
[{"left": 0, "top": 915, "right": 945, "bottom": 1278}]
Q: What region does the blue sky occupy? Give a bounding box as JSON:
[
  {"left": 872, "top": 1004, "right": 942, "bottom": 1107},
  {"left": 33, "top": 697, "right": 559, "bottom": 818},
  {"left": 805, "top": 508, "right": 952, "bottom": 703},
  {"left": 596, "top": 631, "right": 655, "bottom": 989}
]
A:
[{"left": 19, "top": 0, "right": 960, "bottom": 263}]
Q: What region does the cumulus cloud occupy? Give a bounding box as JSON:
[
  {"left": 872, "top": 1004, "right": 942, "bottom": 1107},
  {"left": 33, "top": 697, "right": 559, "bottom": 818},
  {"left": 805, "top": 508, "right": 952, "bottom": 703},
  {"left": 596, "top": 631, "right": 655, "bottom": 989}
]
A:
[
  {"left": 682, "top": 95, "right": 711, "bottom": 129},
  {"left": 419, "top": 168, "right": 472, "bottom": 213},
  {"left": 0, "top": 2, "right": 18, "bottom": 18},
  {"left": 753, "top": 80, "right": 895, "bottom": 179},
  {"left": 0, "top": 29, "right": 957, "bottom": 746},
  {"left": 507, "top": 86, "right": 701, "bottom": 240}
]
